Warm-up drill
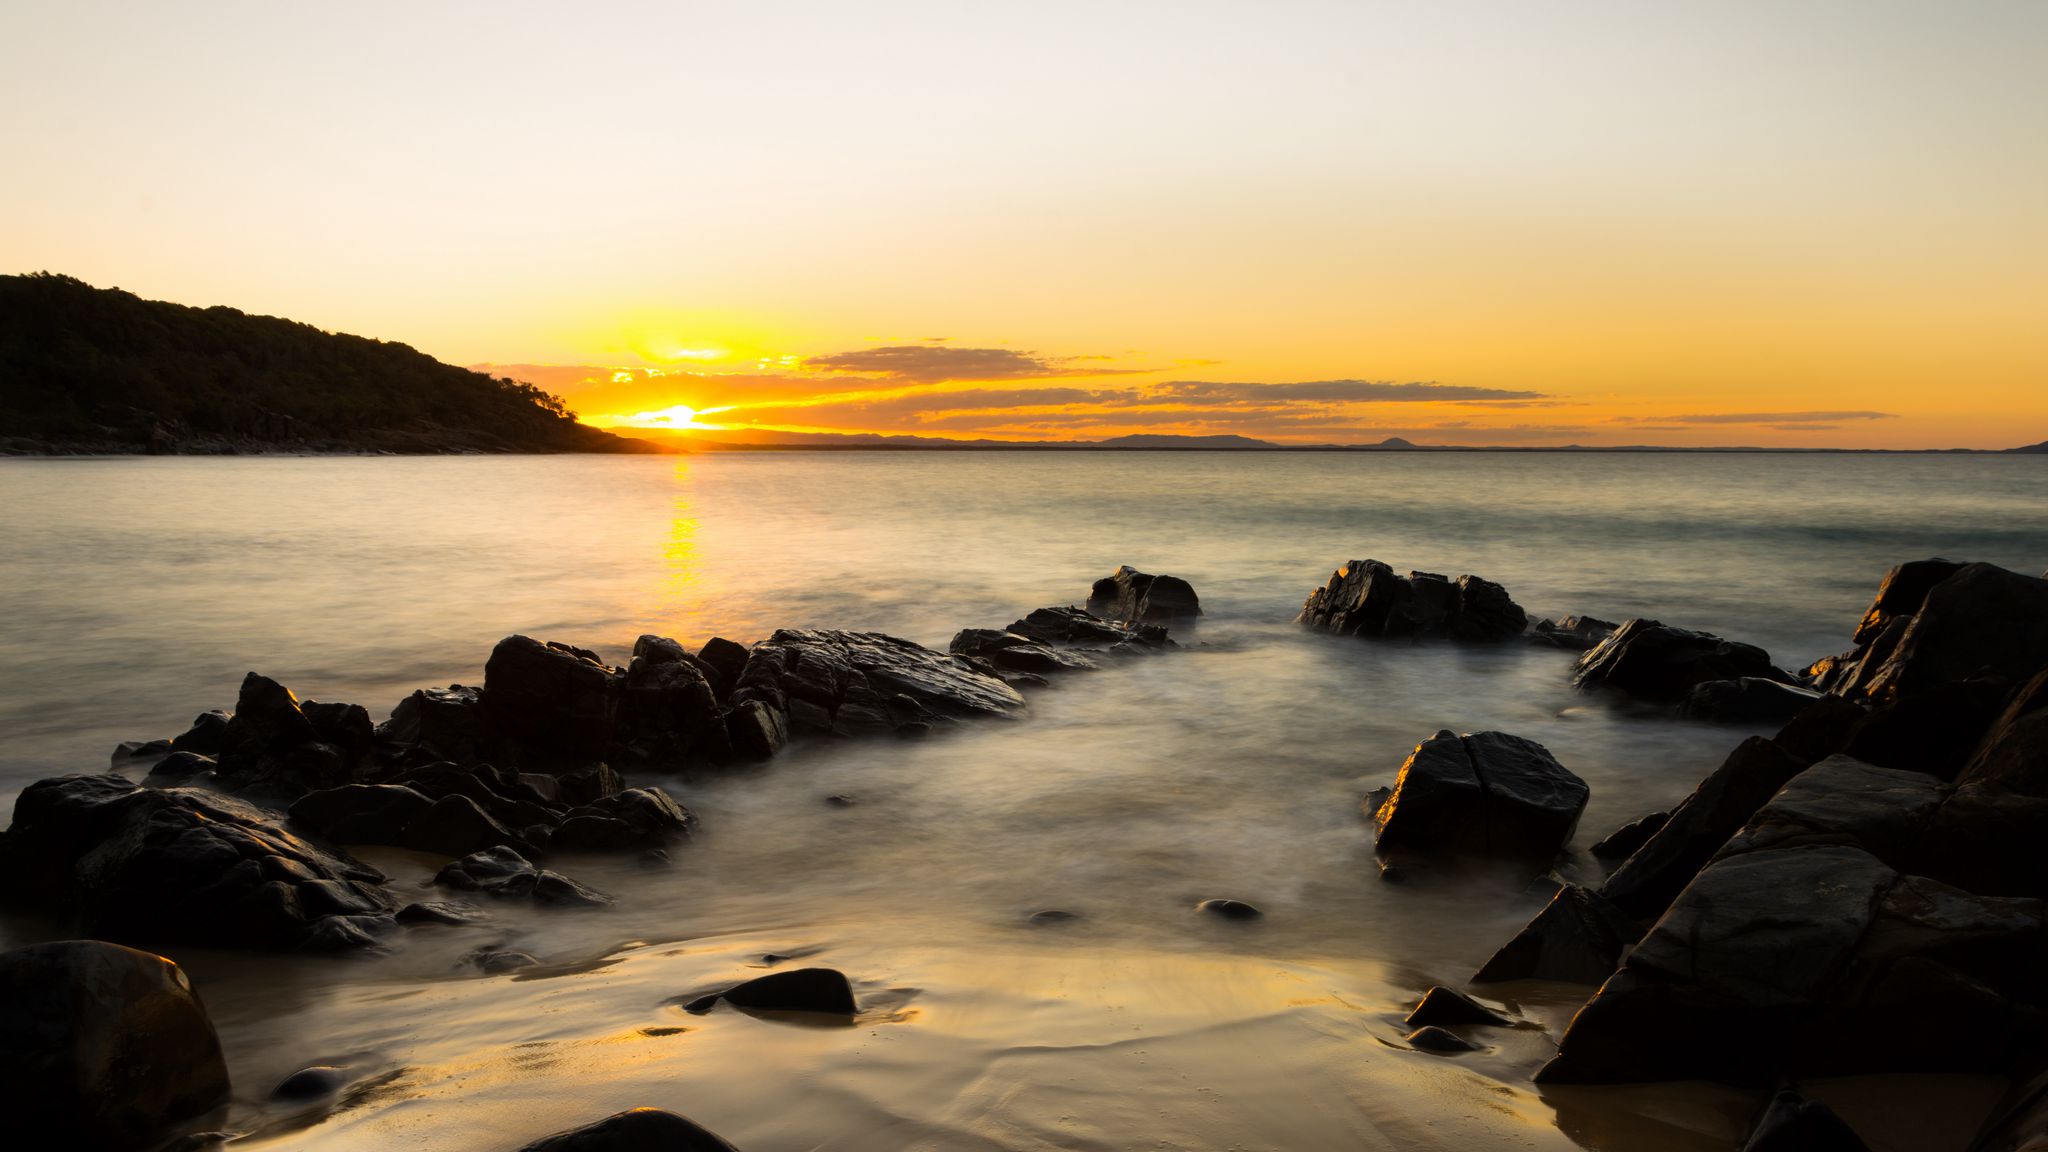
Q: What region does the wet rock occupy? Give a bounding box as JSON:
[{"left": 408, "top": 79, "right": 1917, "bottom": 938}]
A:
[
  {"left": 1852, "top": 559, "right": 1969, "bottom": 647},
  {"left": 434, "top": 846, "right": 612, "bottom": 907},
  {"left": 697, "top": 636, "right": 752, "bottom": 698},
  {"left": 1370, "top": 730, "right": 1588, "bottom": 863},
  {"left": 1716, "top": 756, "right": 1946, "bottom": 869},
  {"left": 612, "top": 636, "right": 732, "bottom": 770},
  {"left": 395, "top": 900, "right": 482, "bottom": 925},
  {"left": 0, "top": 940, "right": 230, "bottom": 1149},
  {"left": 1086, "top": 565, "right": 1202, "bottom": 625},
  {"left": 1195, "top": 898, "right": 1262, "bottom": 920},
  {"left": 515, "top": 1107, "right": 741, "bottom": 1152},
  {"left": 1298, "top": 560, "right": 1528, "bottom": 641},
  {"left": 1027, "top": 909, "right": 1080, "bottom": 925},
  {"left": 1740, "top": 1089, "right": 1869, "bottom": 1152},
  {"left": 1960, "top": 666, "right": 2048, "bottom": 797},
  {"left": 1589, "top": 810, "right": 1667, "bottom": 860},
  {"left": 1598, "top": 736, "right": 1806, "bottom": 919},
  {"left": 289, "top": 784, "right": 436, "bottom": 844},
  {"left": 1813, "top": 563, "right": 2048, "bottom": 703},
  {"left": 557, "top": 764, "right": 624, "bottom": 807},
  {"left": 1004, "top": 606, "right": 1171, "bottom": 650},
  {"left": 733, "top": 629, "right": 1023, "bottom": 738},
  {"left": 389, "top": 762, "right": 559, "bottom": 829},
  {"left": 1404, "top": 986, "right": 1514, "bottom": 1028},
  {"left": 1473, "top": 883, "right": 1642, "bottom": 984},
  {"left": 483, "top": 636, "right": 620, "bottom": 766},
  {"left": 466, "top": 949, "right": 539, "bottom": 974},
  {"left": 272, "top": 1065, "right": 349, "bottom": 1100},
  {"left": 689, "top": 966, "right": 857, "bottom": 1015},
  {"left": 0, "top": 775, "right": 395, "bottom": 950},
  {"left": 1680, "top": 677, "right": 1823, "bottom": 724},
  {"left": 1529, "top": 615, "right": 1618, "bottom": 651},
  {"left": 113, "top": 738, "right": 173, "bottom": 763},
  {"left": 550, "top": 788, "right": 694, "bottom": 853},
  {"left": 170, "top": 709, "right": 232, "bottom": 756},
  {"left": 1770, "top": 694, "right": 1871, "bottom": 764},
  {"left": 1405, "top": 1025, "right": 1480, "bottom": 1053},
  {"left": 145, "top": 750, "right": 219, "bottom": 786},
  {"left": 377, "top": 685, "right": 492, "bottom": 766},
  {"left": 405, "top": 793, "right": 526, "bottom": 857},
  {"left": 948, "top": 629, "right": 1098, "bottom": 674},
  {"left": 722, "top": 699, "right": 787, "bottom": 763},
  {"left": 1573, "top": 619, "right": 1792, "bottom": 701},
  {"left": 825, "top": 794, "right": 857, "bottom": 808},
  {"left": 212, "top": 673, "right": 361, "bottom": 799}
]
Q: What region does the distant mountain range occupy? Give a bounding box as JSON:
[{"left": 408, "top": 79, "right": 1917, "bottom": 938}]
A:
[
  {"left": 0, "top": 274, "right": 662, "bottom": 455},
  {"left": 677, "top": 429, "right": 2040, "bottom": 454}
]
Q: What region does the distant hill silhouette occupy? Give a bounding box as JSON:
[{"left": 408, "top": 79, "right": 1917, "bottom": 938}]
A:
[
  {"left": 0, "top": 273, "right": 662, "bottom": 455},
  {"left": 2010, "top": 440, "right": 2048, "bottom": 454}
]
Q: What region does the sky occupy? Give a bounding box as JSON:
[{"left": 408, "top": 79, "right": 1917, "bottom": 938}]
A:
[{"left": 2, "top": 1, "right": 2044, "bottom": 447}]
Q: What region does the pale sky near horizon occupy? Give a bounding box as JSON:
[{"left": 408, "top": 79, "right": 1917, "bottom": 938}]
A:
[{"left": 3, "top": 1, "right": 2044, "bottom": 446}]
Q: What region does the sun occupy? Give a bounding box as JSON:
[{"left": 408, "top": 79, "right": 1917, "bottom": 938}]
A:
[{"left": 586, "top": 403, "right": 733, "bottom": 431}]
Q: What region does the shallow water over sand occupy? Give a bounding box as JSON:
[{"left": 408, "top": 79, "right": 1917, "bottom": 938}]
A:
[{"left": 0, "top": 452, "right": 2042, "bottom": 1149}]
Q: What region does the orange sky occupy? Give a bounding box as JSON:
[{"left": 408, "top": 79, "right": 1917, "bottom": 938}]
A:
[{"left": 5, "top": 2, "right": 2045, "bottom": 447}]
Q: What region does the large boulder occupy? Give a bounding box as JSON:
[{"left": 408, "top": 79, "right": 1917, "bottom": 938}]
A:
[
  {"left": 209, "top": 673, "right": 370, "bottom": 800},
  {"left": 1679, "top": 677, "right": 1823, "bottom": 725},
  {"left": 1369, "top": 730, "right": 1588, "bottom": 863},
  {"left": 1814, "top": 562, "right": 2048, "bottom": 702},
  {"left": 1598, "top": 737, "right": 1807, "bottom": 918},
  {"left": 377, "top": 685, "right": 493, "bottom": 766},
  {"left": 0, "top": 941, "right": 231, "bottom": 1149},
  {"left": 1472, "top": 883, "right": 1642, "bottom": 985},
  {"left": 1573, "top": 619, "right": 1792, "bottom": 701},
  {"left": 611, "top": 636, "right": 732, "bottom": 770},
  {"left": 732, "top": 630, "right": 1023, "bottom": 738},
  {"left": 516, "top": 1107, "right": 740, "bottom": 1152},
  {"left": 1086, "top": 565, "right": 1202, "bottom": 625},
  {"left": 0, "top": 775, "right": 396, "bottom": 951},
  {"left": 688, "top": 967, "right": 857, "bottom": 1016},
  {"left": 483, "top": 636, "right": 620, "bottom": 767},
  {"left": 1298, "top": 560, "right": 1527, "bottom": 641}
]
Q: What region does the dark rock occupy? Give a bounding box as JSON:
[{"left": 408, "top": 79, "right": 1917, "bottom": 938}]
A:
[
  {"left": 515, "top": 1107, "right": 740, "bottom": 1152},
  {"left": 1028, "top": 909, "right": 1080, "bottom": 925},
  {"left": 697, "top": 637, "right": 751, "bottom": 696},
  {"left": 1680, "top": 677, "right": 1823, "bottom": 724},
  {"left": 403, "top": 793, "right": 525, "bottom": 857},
  {"left": 1598, "top": 737, "right": 1806, "bottom": 919},
  {"left": 1827, "top": 563, "right": 2048, "bottom": 703},
  {"left": 1740, "top": 1089, "right": 1870, "bottom": 1152},
  {"left": 1770, "top": 695, "right": 1870, "bottom": 764},
  {"left": 1960, "top": 667, "right": 2048, "bottom": 795},
  {"left": 213, "top": 673, "right": 356, "bottom": 798},
  {"left": 301, "top": 700, "right": 375, "bottom": 766},
  {"left": 825, "top": 794, "right": 857, "bottom": 808},
  {"left": 388, "top": 762, "right": 558, "bottom": 829},
  {"left": 272, "top": 1065, "right": 349, "bottom": 1100},
  {"left": 1404, "top": 1025, "right": 1480, "bottom": 1053},
  {"left": 557, "top": 764, "right": 624, "bottom": 807},
  {"left": 1529, "top": 615, "right": 1618, "bottom": 651},
  {"left": 1404, "top": 986, "right": 1514, "bottom": 1028},
  {"left": 0, "top": 775, "right": 396, "bottom": 950},
  {"left": 1589, "top": 810, "right": 1667, "bottom": 860},
  {"left": 483, "top": 636, "right": 620, "bottom": 766},
  {"left": 1573, "top": 619, "right": 1792, "bottom": 701},
  {"left": 377, "top": 685, "right": 492, "bottom": 766},
  {"left": 1086, "top": 565, "right": 1202, "bottom": 625},
  {"left": 113, "top": 738, "right": 173, "bottom": 763},
  {"left": 0, "top": 941, "right": 230, "bottom": 1150},
  {"left": 1004, "top": 606, "right": 1171, "bottom": 650},
  {"left": 1716, "top": 756, "right": 1945, "bottom": 869},
  {"left": 1853, "top": 559, "right": 1969, "bottom": 646},
  {"left": 467, "top": 950, "right": 539, "bottom": 974},
  {"left": 1839, "top": 678, "right": 2012, "bottom": 780},
  {"left": 1371, "top": 730, "right": 1588, "bottom": 863},
  {"left": 170, "top": 709, "right": 231, "bottom": 756},
  {"left": 1473, "top": 883, "right": 1642, "bottom": 984},
  {"left": 1298, "top": 560, "right": 1528, "bottom": 641},
  {"left": 433, "top": 846, "right": 611, "bottom": 907},
  {"left": 733, "top": 629, "right": 1023, "bottom": 738},
  {"left": 145, "top": 750, "right": 219, "bottom": 786},
  {"left": 289, "top": 783, "right": 434, "bottom": 845},
  {"left": 613, "top": 637, "right": 732, "bottom": 770},
  {"left": 1195, "top": 898, "right": 1262, "bottom": 919},
  {"left": 395, "top": 900, "right": 482, "bottom": 925},
  {"left": 692, "top": 966, "right": 857, "bottom": 1016},
  {"left": 948, "top": 629, "right": 1098, "bottom": 674},
  {"left": 551, "top": 788, "right": 694, "bottom": 853}
]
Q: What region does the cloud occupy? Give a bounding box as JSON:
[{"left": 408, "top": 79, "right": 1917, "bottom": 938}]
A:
[
  {"left": 1148, "top": 379, "right": 1547, "bottom": 404},
  {"left": 1617, "top": 410, "right": 1898, "bottom": 425},
  {"left": 800, "top": 345, "right": 1138, "bottom": 383}
]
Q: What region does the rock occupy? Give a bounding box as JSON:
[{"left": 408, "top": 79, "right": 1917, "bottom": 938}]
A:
[
  {"left": 1529, "top": 615, "right": 1618, "bottom": 651},
  {"left": 1716, "top": 756, "right": 1946, "bottom": 869},
  {"left": 169, "top": 709, "right": 231, "bottom": 756},
  {"left": 0, "top": 775, "right": 396, "bottom": 950},
  {"left": 1195, "top": 898, "right": 1262, "bottom": 920},
  {"left": 1004, "top": 606, "right": 1171, "bottom": 650},
  {"left": 433, "top": 846, "right": 611, "bottom": 907},
  {"left": 272, "top": 1065, "right": 349, "bottom": 1100},
  {"left": 1589, "top": 810, "right": 1667, "bottom": 860},
  {"left": 377, "top": 685, "right": 492, "bottom": 766},
  {"left": 483, "top": 636, "right": 620, "bottom": 767},
  {"left": 1598, "top": 737, "right": 1806, "bottom": 919},
  {"left": 515, "top": 1107, "right": 740, "bottom": 1152},
  {"left": 1680, "top": 677, "right": 1823, "bottom": 724},
  {"left": 289, "top": 784, "right": 437, "bottom": 845},
  {"left": 1473, "top": 883, "right": 1642, "bottom": 984},
  {"left": 557, "top": 764, "right": 624, "bottom": 807},
  {"left": 0, "top": 940, "right": 230, "bottom": 1149},
  {"left": 467, "top": 949, "right": 539, "bottom": 974},
  {"left": 389, "top": 762, "right": 559, "bottom": 829},
  {"left": 948, "top": 629, "right": 1098, "bottom": 674},
  {"left": 1823, "top": 563, "right": 2048, "bottom": 703},
  {"left": 697, "top": 636, "right": 752, "bottom": 697},
  {"left": 825, "top": 794, "right": 857, "bottom": 808},
  {"left": 1740, "top": 1089, "right": 1870, "bottom": 1152},
  {"left": 1370, "top": 730, "right": 1588, "bottom": 863},
  {"left": 1960, "top": 666, "right": 2048, "bottom": 796},
  {"left": 1404, "top": 986, "right": 1514, "bottom": 1028},
  {"left": 395, "top": 900, "right": 482, "bottom": 925},
  {"left": 690, "top": 967, "right": 857, "bottom": 1016},
  {"left": 1298, "top": 560, "right": 1528, "bottom": 641},
  {"left": 1405, "top": 1025, "right": 1480, "bottom": 1053},
  {"left": 1086, "top": 566, "right": 1202, "bottom": 625},
  {"left": 1852, "top": 559, "right": 1969, "bottom": 646},
  {"left": 405, "top": 793, "right": 526, "bottom": 857},
  {"left": 612, "top": 637, "right": 732, "bottom": 770},
  {"left": 212, "top": 673, "right": 359, "bottom": 799},
  {"left": 113, "top": 738, "right": 174, "bottom": 763},
  {"left": 1769, "top": 694, "right": 1870, "bottom": 763},
  {"left": 732, "top": 629, "right": 1023, "bottom": 738},
  {"left": 550, "top": 788, "right": 694, "bottom": 853},
  {"left": 1027, "top": 909, "right": 1080, "bottom": 925},
  {"left": 1573, "top": 619, "right": 1792, "bottom": 701},
  {"left": 145, "top": 750, "right": 220, "bottom": 786}
]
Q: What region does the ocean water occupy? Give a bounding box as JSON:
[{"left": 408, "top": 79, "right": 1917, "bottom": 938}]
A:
[{"left": 0, "top": 451, "right": 2041, "bottom": 1151}]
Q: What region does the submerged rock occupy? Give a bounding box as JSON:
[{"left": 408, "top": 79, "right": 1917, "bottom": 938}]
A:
[
  {"left": 1573, "top": 619, "right": 1791, "bottom": 701},
  {"left": 272, "top": 1065, "right": 350, "bottom": 1101},
  {"left": 1004, "top": 605, "right": 1172, "bottom": 650},
  {"left": 1472, "top": 883, "right": 1642, "bottom": 985},
  {"left": 688, "top": 967, "right": 857, "bottom": 1016},
  {"left": 1086, "top": 565, "right": 1202, "bottom": 625},
  {"left": 1195, "top": 898, "right": 1262, "bottom": 920},
  {"left": 1529, "top": 615, "right": 1618, "bottom": 651},
  {"left": 948, "top": 628, "right": 1098, "bottom": 674},
  {"left": 0, "top": 940, "right": 230, "bottom": 1150},
  {"left": 1298, "top": 560, "right": 1527, "bottom": 641},
  {"left": 1405, "top": 1025, "right": 1480, "bottom": 1053},
  {"left": 0, "top": 774, "right": 395, "bottom": 950},
  {"left": 1680, "top": 677, "right": 1822, "bottom": 724},
  {"left": 433, "top": 846, "right": 611, "bottom": 907},
  {"left": 1370, "top": 730, "right": 1587, "bottom": 864},
  {"left": 515, "top": 1107, "right": 741, "bottom": 1152}
]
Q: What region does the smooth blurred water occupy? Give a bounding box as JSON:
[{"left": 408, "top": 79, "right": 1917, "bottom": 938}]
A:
[{"left": 0, "top": 451, "right": 2040, "bottom": 1151}]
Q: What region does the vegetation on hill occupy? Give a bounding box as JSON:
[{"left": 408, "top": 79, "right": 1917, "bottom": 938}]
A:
[{"left": 0, "top": 273, "right": 663, "bottom": 454}]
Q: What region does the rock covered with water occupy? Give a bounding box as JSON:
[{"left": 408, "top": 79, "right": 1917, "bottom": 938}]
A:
[
  {"left": 0, "top": 774, "right": 396, "bottom": 950},
  {"left": 0, "top": 940, "right": 231, "bottom": 1150},
  {"left": 1298, "top": 560, "right": 1527, "bottom": 641},
  {"left": 732, "top": 629, "right": 1024, "bottom": 739},
  {"left": 1572, "top": 619, "right": 1793, "bottom": 701},
  {"left": 1086, "top": 565, "right": 1202, "bottom": 625},
  {"left": 1368, "top": 730, "right": 1587, "bottom": 865},
  {"left": 515, "top": 1107, "right": 742, "bottom": 1152}
]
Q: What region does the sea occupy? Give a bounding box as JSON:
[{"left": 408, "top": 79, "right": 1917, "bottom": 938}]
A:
[{"left": 1, "top": 451, "right": 2042, "bottom": 1151}]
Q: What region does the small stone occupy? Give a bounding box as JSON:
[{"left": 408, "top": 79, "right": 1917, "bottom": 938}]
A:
[
  {"left": 1196, "top": 898, "right": 1262, "bottom": 920},
  {"left": 1028, "top": 909, "right": 1081, "bottom": 925},
  {"left": 271, "top": 1065, "right": 350, "bottom": 1100},
  {"left": 1404, "top": 986, "right": 1515, "bottom": 1029},
  {"left": 1405, "top": 1025, "right": 1481, "bottom": 1053}
]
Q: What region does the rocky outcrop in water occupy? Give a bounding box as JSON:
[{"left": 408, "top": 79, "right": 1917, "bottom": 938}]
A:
[
  {"left": 1572, "top": 619, "right": 1793, "bottom": 701},
  {"left": 515, "top": 1107, "right": 741, "bottom": 1151},
  {"left": 1368, "top": 730, "right": 1587, "bottom": 865},
  {"left": 1003, "top": 605, "right": 1173, "bottom": 651},
  {"left": 948, "top": 629, "right": 1099, "bottom": 675},
  {"left": 686, "top": 966, "right": 858, "bottom": 1016},
  {"left": 1087, "top": 565, "right": 1202, "bottom": 625},
  {"left": 1678, "top": 676, "right": 1822, "bottom": 724},
  {"left": 1528, "top": 615, "right": 1617, "bottom": 651},
  {"left": 0, "top": 775, "right": 397, "bottom": 950},
  {"left": 1298, "top": 560, "right": 1527, "bottom": 641},
  {"left": 1807, "top": 561, "right": 2048, "bottom": 702},
  {"left": 732, "top": 629, "right": 1023, "bottom": 739},
  {"left": 433, "top": 845, "right": 613, "bottom": 907},
  {"left": 1472, "top": 883, "right": 1641, "bottom": 985},
  {"left": 0, "top": 940, "right": 231, "bottom": 1150}
]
